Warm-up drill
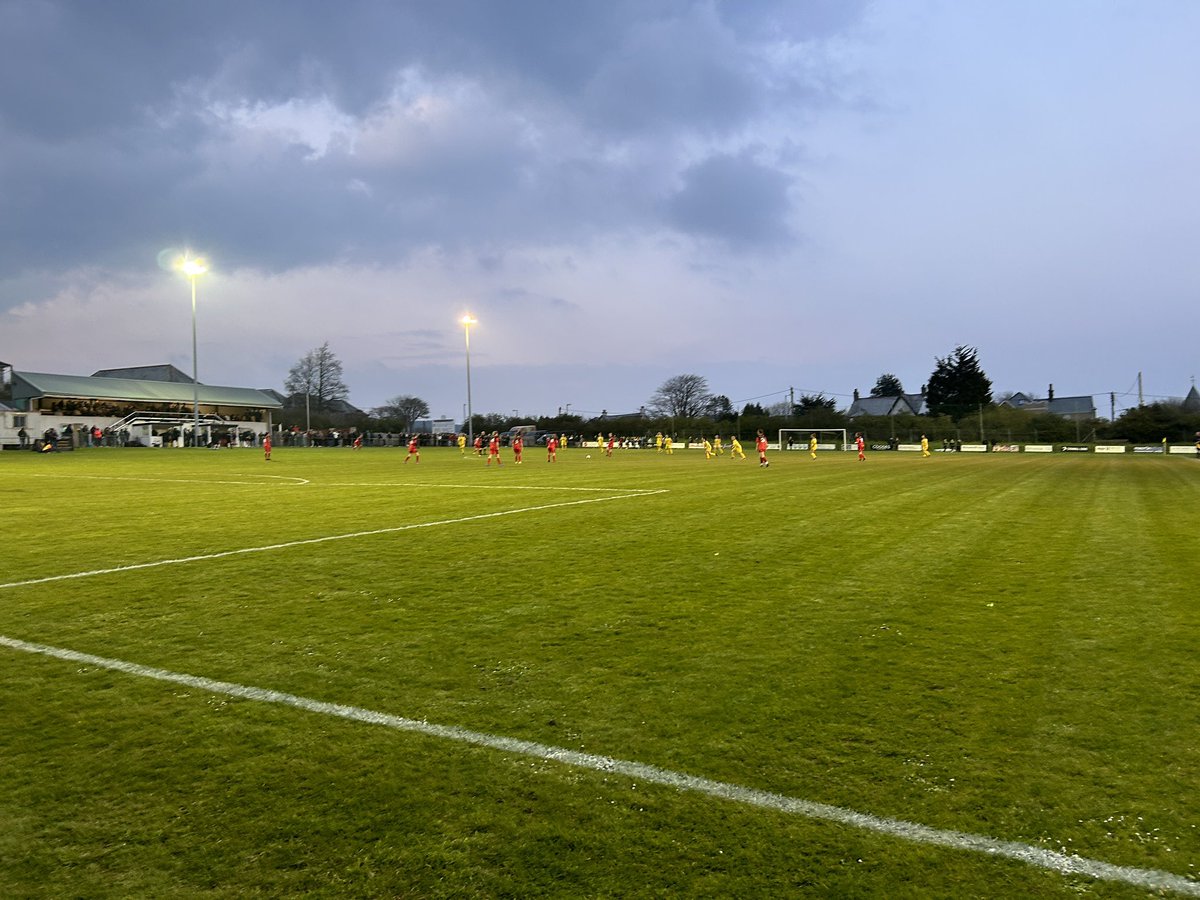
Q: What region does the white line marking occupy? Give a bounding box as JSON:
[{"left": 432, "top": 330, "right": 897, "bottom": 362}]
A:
[
  {"left": 0, "top": 490, "right": 667, "bottom": 590},
  {"left": 318, "top": 482, "right": 661, "bottom": 493},
  {"left": 24, "top": 473, "right": 312, "bottom": 486},
  {"left": 1, "top": 633, "right": 1194, "bottom": 896}
]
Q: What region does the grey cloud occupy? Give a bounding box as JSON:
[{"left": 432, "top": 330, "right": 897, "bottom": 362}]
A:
[
  {"left": 663, "top": 151, "right": 794, "bottom": 248},
  {"left": 0, "top": 0, "right": 861, "bottom": 289}
]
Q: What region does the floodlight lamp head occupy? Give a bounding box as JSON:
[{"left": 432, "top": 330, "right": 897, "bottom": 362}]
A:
[{"left": 178, "top": 256, "right": 209, "bottom": 278}]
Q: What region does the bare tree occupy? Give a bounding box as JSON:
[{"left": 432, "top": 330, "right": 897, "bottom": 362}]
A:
[
  {"left": 373, "top": 395, "right": 430, "bottom": 431},
  {"left": 285, "top": 342, "right": 349, "bottom": 410},
  {"left": 648, "top": 374, "right": 714, "bottom": 419}
]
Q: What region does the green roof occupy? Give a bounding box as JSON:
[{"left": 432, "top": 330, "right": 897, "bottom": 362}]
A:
[{"left": 12, "top": 372, "right": 282, "bottom": 409}]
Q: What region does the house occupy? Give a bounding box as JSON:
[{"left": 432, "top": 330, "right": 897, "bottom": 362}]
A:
[
  {"left": 999, "top": 385, "right": 1096, "bottom": 422},
  {"left": 846, "top": 389, "right": 923, "bottom": 418},
  {"left": 1182, "top": 385, "right": 1200, "bottom": 413}
]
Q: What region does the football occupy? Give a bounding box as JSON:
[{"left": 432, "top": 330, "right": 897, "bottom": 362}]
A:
[{"left": 586, "top": 454, "right": 591, "bottom": 459}]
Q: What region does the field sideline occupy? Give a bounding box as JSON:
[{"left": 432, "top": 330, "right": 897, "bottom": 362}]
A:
[{"left": 2, "top": 447, "right": 1198, "bottom": 897}]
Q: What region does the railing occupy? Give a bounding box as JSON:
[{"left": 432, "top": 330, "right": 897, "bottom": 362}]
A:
[{"left": 108, "top": 410, "right": 227, "bottom": 431}]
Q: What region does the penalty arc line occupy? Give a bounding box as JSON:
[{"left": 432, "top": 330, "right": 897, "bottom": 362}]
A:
[
  {"left": 0, "top": 634, "right": 1196, "bottom": 897},
  {"left": 0, "top": 489, "right": 667, "bottom": 591}
]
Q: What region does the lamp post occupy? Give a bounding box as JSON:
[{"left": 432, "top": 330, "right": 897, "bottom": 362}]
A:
[
  {"left": 177, "top": 254, "right": 208, "bottom": 447},
  {"left": 460, "top": 314, "right": 477, "bottom": 448}
]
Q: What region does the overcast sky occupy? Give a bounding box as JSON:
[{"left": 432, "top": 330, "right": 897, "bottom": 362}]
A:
[{"left": 2, "top": 0, "right": 1197, "bottom": 421}]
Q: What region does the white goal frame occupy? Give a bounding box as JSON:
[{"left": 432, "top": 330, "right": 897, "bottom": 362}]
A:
[{"left": 779, "top": 428, "right": 849, "bottom": 452}]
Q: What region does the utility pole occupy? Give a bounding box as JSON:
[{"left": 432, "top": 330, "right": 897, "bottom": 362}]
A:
[
  {"left": 1110, "top": 392, "right": 1115, "bottom": 421},
  {"left": 1138, "top": 371, "right": 1144, "bottom": 407}
]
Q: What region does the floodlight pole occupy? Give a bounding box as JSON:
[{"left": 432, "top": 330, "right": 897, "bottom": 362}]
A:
[
  {"left": 178, "top": 255, "right": 208, "bottom": 448},
  {"left": 461, "top": 314, "right": 477, "bottom": 447},
  {"left": 190, "top": 274, "right": 200, "bottom": 445}
]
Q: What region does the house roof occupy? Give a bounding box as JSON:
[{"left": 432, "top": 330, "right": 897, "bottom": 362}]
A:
[
  {"left": 12, "top": 371, "right": 282, "bottom": 409},
  {"left": 1047, "top": 395, "right": 1095, "bottom": 416},
  {"left": 1000, "top": 393, "right": 1095, "bottom": 416},
  {"left": 1183, "top": 385, "right": 1200, "bottom": 412},
  {"left": 846, "top": 395, "right": 917, "bottom": 417}
]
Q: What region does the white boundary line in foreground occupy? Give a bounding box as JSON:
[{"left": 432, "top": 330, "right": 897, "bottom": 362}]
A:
[
  {"left": 0, "top": 489, "right": 666, "bottom": 591},
  {"left": 1, "top": 633, "right": 1195, "bottom": 897}
]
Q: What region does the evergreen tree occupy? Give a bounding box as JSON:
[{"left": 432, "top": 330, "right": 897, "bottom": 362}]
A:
[
  {"left": 870, "top": 373, "right": 904, "bottom": 397},
  {"left": 926, "top": 345, "right": 992, "bottom": 419}
]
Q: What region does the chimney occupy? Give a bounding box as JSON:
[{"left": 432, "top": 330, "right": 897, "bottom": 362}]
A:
[
  {"left": 853, "top": 388, "right": 860, "bottom": 401},
  {"left": 1048, "top": 383, "right": 1054, "bottom": 401}
]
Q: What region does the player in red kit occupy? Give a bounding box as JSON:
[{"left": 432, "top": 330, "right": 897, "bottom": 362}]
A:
[
  {"left": 856, "top": 432, "right": 866, "bottom": 461},
  {"left": 756, "top": 429, "right": 769, "bottom": 468},
  {"left": 546, "top": 434, "right": 558, "bottom": 462},
  {"left": 263, "top": 433, "right": 272, "bottom": 461},
  {"left": 486, "top": 431, "right": 502, "bottom": 466},
  {"left": 404, "top": 435, "right": 420, "bottom": 463},
  {"left": 512, "top": 434, "right": 524, "bottom": 464}
]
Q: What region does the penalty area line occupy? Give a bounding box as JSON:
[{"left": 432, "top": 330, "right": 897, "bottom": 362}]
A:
[
  {"left": 0, "top": 489, "right": 667, "bottom": 591},
  {"left": 1, "top": 634, "right": 1196, "bottom": 897}
]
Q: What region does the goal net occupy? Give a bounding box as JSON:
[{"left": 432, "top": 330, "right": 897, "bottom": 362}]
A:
[{"left": 779, "top": 428, "right": 849, "bottom": 452}]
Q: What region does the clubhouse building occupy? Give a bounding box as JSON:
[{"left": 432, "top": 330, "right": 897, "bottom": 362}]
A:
[{"left": 0, "top": 363, "right": 281, "bottom": 449}]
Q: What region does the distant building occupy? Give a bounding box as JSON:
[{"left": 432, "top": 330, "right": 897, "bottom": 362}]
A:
[
  {"left": 1182, "top": 385, "right": 1200, "bottom": 413},
  {"left": 999, "top": 385, "right": 1096, "bottom": 422},
  {"left": 846, "top": 388, "right": 925, "bottom": 418}
]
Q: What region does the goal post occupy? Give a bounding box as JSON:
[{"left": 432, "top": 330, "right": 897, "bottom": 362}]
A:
[{"left": 779, "top": 428, "right": 849, "bottom": 452}]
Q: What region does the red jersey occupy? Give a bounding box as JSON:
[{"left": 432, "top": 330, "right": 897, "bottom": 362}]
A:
[
  {"left": 547, "top": 437, "right": 557, "bottom": 452},
  {"left": 407, "top": 437, "right": 419, "bottom": 453},
  {"left": 756, "top": 435, "right": 768, "bottom": 453},
  {"left": 488, "top": 437, "right": 500, "bottom": 454}
]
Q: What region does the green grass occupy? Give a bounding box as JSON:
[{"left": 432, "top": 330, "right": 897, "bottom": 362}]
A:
[{"left": 1, "top": 445, "right": 1198, "bottom": 898}]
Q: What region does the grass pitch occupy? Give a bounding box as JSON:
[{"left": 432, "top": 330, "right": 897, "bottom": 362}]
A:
[{"left": 1, "top": 445, "right": 1198, "bottom": 898}]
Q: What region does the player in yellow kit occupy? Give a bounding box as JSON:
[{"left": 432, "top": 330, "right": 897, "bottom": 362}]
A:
[
  {"left": 730, "top": 436, "right": 746, "bottom": 460},
  {"left": 921, "top": 433, "right": 930, "bottom": 458},
  {"left": 458, "top": 433, "right": 467, "bottom": 456},
  {"left": 664, "top": 435, "right": 674, "bottom": 454},
  {"left": 702, "top": 436, "right": 714, "bottom": 459},
  {"left": 655, "top": 432, "right": 664, "bottom": 453},
  {"left": 809, "top": 432, "right": 818, "bottom": 459},
  {"left": 713, "top": 434, "right": 724, "bottom": 456}
]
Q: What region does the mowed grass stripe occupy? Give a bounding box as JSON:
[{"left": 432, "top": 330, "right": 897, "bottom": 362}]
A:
[
  {"left": 0, "top": 488, "right": 667, "bottom": 590},
  {"left": 3, "top": 633, "right": 1198, "bottom": 897}
]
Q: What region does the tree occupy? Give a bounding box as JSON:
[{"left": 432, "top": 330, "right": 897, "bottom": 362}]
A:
[
  {"left": 707, "top": 394, "right": 735, "bottom": 421},
  {"left": 926, "top": 345, "right": 992, "bottom": 419},
  {"left": 647, "top": 374, "right": 713, "bottom": 419},
  {"left": 741, "top": 402, "right": 765, "bottom": 416},
  {"left": 870, "top": 373, "right": 904, "bottom": 397},
  {"left": 285, "top": 342, "right": 349, "bottom": 410},
  {"left": 372, "top": 395, "right": 430, "bottom": 432},
  {"left": 794, "top": 393, "right": 837, "bottom": 415}
]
